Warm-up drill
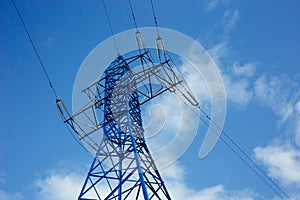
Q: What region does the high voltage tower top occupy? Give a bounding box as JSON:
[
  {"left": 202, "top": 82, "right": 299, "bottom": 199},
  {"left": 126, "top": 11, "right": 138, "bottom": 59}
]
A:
[{"left": 56, "top": 1, "right": 199, "bottom": 199}]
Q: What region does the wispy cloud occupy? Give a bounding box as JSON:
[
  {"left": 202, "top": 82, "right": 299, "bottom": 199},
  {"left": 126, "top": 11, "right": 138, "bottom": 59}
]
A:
[
  {"left": 223, "top": 9, "right": 240, "bottom": 34},
  {"left": 232, "top": 63, "right": 256, "bottom": 77},
  {"left": 167, "top": 183, "right": 257, "bottom": 200},
  {"left": 223, "top": 75, "right": 253, "bottom": 106},
  {"left": 251, "top": 75, "right": 300, "bottom": 198},
  {"left": 202, "top": 6, "right": 300, "bottom": 197},
  {"left": 294, "top": 101, "right": 300, "bottom": 146},
  {"left": 207, "top": 42, "right": 254, "bottom": 107},
  {"left": 39, "top": 29, "right": 63, "bottom": 48},
  {"left": 34, "top": 171, "right": 84, "bottom": 200},
  {"left": 222, "top": 63, "right": 256, "bottom": 106},
  {"left": 254, "top": 144, "right": 300, "bottom": 188},
  {"left": 204, "top": 0, "right": 230, "bottom": 13},
  {"left": 254, "top": 75, "right": 300, "bottom": 135},
  {"left": 31, "top": 162, "right": 258, "bottom": 200},
  {"left": 207, "top": 41, "right": 229, "bottom": 65},
  {"left": 162, "top": 163, "right": 258, "bottom": 200},
  {"left": 0, "top": 190, "right": 23, "bottom": 200},
  {"left": 143, "top": 76, "right": 201, "bottom": 168},
  {"left": 0, "top": 171, "right": 5, "bottom": 186},
  {"left": 207, "top": 37, "right": 300, "bottom": 199}
]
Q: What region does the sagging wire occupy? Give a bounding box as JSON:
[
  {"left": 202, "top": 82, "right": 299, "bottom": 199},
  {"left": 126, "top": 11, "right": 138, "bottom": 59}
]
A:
[
  {"left": 12, "top": 0, "right": 91, "bottom": 154},
  {"left": 184, "top": 101, "right": 291, "bottom": 200},
  {"left": 198, "top": 107, "right": 291, "bottom": 200},
  {"left": 101, "top": 0, "right": 120, "bottom": 56},
  {"left": 11, "top": 0, "right": 58, "bottom": 99}
]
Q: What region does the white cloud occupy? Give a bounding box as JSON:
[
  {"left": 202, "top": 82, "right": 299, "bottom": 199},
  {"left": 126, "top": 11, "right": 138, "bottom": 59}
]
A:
[
  {"left": 168, "top": 183, "right": 256, "bottom": 200},
  {"left": 202, "top": 2, "right": 300, "bottom": 198},
  {"left": 34, "top": 172, "right": 83, "bottom": 200},
  {"left": 220, "top": 62, "right": 256, "bottom": 106},
  {"left": 32, "top": 162, "right": 257, "bottom": 200},
  {"left": 208, "top": 42, "right": 229, "bottom": 66},
  {"left": 295, "top": 101, "right": 300, "bottom": 145},
  {"left": 40, "top": 29, "right": 63, "bottom": 48},
  {"left": 0, "top": 190, "right": 22, "bottom": 200},
  {"left": 232, "top": 63, "right": 256, "bottom": 77},
  {"left": 208, "top": 44, "right": 254, "bottom": 106},
  {"left": 254, "top": 75, "right": 294, "bottom": 121},
  {"left": 254, "top": 144, "right": 300, "bottom": 188},
  {"left": 224, "top": 76, "right": 253, "bottom": 106},
  {"left": 223, "top": 9, "right": 240, "bottom": 34},
  {"left": 162, "top": 163, "right": 258, "bottom": 200},
  {"left": 254, "top": 75, "right": 300, "bottom": 145},
  {"left": 252, "top": 75, "right": 300, "bottom": 197},
  {"left": 0, "top": 171, "right": 5, "bottom": 185},
  {"left": 0, "top": 171, "right": 22, "bottom": 200},
  {"left": 143, "top": 89, "right": 200, "bottom": 169},
  {"left": 204, "top": 19, "right": 300, "bottom": 197},
  {"left": 204, "top": 0, "right": 230, "bottom": 13}
]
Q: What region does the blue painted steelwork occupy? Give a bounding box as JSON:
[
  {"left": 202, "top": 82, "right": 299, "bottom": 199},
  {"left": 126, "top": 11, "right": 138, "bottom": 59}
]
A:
[
  {"left": 77, "top": 53, "right": 172, "bottom": 200},
  {"left": 56, "top": 48, "right": 198, "bottom": 199}
]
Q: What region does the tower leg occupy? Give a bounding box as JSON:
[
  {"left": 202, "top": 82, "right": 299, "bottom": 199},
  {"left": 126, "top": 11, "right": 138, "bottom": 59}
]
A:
[{"left": 78, "top": 136, "right": 171, "bottom": 200}]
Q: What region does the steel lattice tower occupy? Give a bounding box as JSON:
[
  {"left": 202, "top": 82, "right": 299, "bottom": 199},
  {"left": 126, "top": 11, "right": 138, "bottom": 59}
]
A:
[
  {"left": 57, "top": 46, "right": 198, "bottom": 199},
  {"left": 80, "top": 54, "right": 172, "bottom": 200}
]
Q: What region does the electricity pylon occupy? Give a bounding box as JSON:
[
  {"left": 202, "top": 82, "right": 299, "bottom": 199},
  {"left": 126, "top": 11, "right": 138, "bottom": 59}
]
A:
[{"left": 57, "top": 37, "right": 198, "bottom": 199}]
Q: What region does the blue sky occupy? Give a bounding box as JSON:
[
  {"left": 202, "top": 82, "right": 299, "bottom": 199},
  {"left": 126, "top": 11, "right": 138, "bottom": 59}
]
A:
[{"left": 1, "top": 0, "right": 300, "bottom": 199}]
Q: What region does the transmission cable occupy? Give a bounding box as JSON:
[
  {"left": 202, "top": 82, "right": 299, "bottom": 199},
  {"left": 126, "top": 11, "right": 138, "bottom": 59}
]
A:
[
  {"left": 11, "top": 0, "right": 58, "bottom": 99},
  {"left": 57, "top": 111, "right": 90, "bottom": 154},
  {"left": 185, "top": 102, "right": 290, "bottom": 199},
  {"left": 187, "top": 103, "right": 290, "bottom": 199},
  {"left": 198, "top": 107, "right": 291, "bottom": 200},
  {"left": 11, "top": 0, "right": 92, "bottom": 155},
  {"left": 173, "top": 67, "right": 290, "bottom": 199},
  {"left": 149, "top": 0, "right": 160, "bottom": 37},
  {"left": 146, "top": 1, "right": 290, "bottom": 197},
  {"left": 128, "top": 0, "right": 138, "bottom": 32},
  {"left": 183, "top": 102, "right": 291, "bottom": 200},
  {"left": 197, "top": 114, "right": 288, "bottom": 200},
  {"left": 101, "top": 0, "right": 120, "bottom": 56}
]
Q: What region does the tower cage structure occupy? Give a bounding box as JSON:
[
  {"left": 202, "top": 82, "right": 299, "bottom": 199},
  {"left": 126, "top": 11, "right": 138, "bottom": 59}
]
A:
[{"left": 57, "top": 40, "right": 199, "bottom": 199}]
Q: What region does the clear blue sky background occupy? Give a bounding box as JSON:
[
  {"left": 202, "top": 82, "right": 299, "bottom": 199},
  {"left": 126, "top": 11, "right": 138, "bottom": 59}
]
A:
[{"left": 1, "top": 0, "right": 300, "bottom": 199}]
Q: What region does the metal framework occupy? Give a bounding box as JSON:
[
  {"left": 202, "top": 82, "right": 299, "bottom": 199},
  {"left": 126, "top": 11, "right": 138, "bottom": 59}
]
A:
[{"left": 57, "top": 47, "right": 198, "bottom": 199}]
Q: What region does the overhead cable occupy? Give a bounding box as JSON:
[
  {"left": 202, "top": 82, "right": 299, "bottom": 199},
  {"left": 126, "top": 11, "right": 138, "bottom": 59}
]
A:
[
  {"left": 11, "top": 0, "right": 58, "bottom": 98},
  {"left": 101, "top": 0, "right": 120, "bottom": 56},
  {"left": 197, "top": 106, "right": 291, "bottom": 200}
]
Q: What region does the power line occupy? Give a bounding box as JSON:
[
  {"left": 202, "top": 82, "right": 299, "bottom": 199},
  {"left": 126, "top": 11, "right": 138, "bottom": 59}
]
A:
[
  {"left": 11, "top": 0, "right": 58, "bottom": 99},
  {"left": 128, "top": 0, "right": 138, "bottom": 31},
  {"left": 104, "top": 0, "right": 291, "bottom": 196},
  {"left": 149, "top": 0, "right": 160, "bottom": 37},
  {"left": 12, "top": 0, "right": 291, "bottom": 198},
  {"left": 11, "top": 0, "right": 92, "bottom": 155},
  {"left": 197, "top": 107, "right": 291, "bottom": 200},
  {"left": 200, "top": 108, "right": 291, "bottom": 200},
  {"left": 57, "top": 107, "right": 90, "bottom": 155},
  {"left": 182, "top": 99, "right": 290, "bottom": 199},
  {"left": 101, "top": 0, "right": 119, "bottom": 56}
]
